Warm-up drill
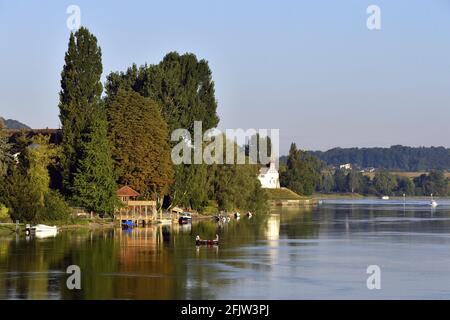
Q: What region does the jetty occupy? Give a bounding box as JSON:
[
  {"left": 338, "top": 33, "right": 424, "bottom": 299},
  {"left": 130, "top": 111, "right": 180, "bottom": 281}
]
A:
[{"left": 115, "top": 186, "right": 157, "bottom": 226}]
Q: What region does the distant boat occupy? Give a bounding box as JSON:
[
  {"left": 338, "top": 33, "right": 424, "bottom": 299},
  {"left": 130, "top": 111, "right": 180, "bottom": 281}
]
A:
[
  {"left": 178, "top": 212, "right": 192, "bottom": 225},
  {"left": 196, "top": 234, "right": 219, "bottom": 246},
  {"left": 430, "top": 194, "right": 438, "bottom": 208},
  {"left": 381, "top": 196, "right": 390, "bottom": 200},
  {"left": 33, "top": 224, "right": 58, "bottom": 232},
  {"left": 35, "top": 229, "right": 58, "bottom": 239}
]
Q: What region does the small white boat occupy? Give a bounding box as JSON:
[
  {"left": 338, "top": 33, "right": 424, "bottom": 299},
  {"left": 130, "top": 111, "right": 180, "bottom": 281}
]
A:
[
  {"left": 33, "top": 224, "right": 58, "bottom": 232},
  {"left": 35, "top": 229, "right": 58, "bottom": 239},
  {"left": 381, "top": 196, "right": 390, "bottom": 200},
  {"left": 430, "top": 194, "right": 438, "bottom": 208}
]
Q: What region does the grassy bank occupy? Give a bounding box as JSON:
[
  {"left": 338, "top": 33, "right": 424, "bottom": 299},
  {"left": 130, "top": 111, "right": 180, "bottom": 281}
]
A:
[
  {"left": 313, "top": 193, "right": 368, "bottom": 200},
  {"left": 265, "top": 188, "right": 311, "bottom": 201}
]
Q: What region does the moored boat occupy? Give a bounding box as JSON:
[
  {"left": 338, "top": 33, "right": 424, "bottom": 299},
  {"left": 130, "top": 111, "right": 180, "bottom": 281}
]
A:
[
  {"left": 195, "top": 234, "right": 219, "bottom": 246},
  {"left": 121, "top": 220, "right": 135, "bottom": 229},
  {"left": 34, "top": 224, "right": 58, "bottom": 232},
  {"left": 179, "top": 212, "right": 192, "bottom": 224}
]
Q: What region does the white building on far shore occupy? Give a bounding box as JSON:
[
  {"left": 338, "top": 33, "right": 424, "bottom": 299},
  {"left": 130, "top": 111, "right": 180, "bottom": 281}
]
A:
[{"left": 258, "top": 161, "right": 280, "bottom": 189}]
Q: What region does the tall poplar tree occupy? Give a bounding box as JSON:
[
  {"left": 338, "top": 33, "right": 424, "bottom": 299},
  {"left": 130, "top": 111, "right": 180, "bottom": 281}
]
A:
[
  {"left": 72, "top": 109, "right": 117, "bottom": 215},
  {"left": 59, "top": 27, "right": 103, "bottom": 194}
]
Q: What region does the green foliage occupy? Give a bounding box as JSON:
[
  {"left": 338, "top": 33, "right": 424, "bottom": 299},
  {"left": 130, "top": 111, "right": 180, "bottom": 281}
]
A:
[
  {"left": 71, "top": 111, "right": 117, "bottom": 216},
  {"left": 107, "top": 89, "right": 173, "bottom": 197},
  {"left": 106, "top": 52, "right": 219, "bottom": 134},
  {"left": 5, "top": 168, "right": 42, "bottom": 222},
  {"left": 59, "top": 27, "right": 104, "bottom": 195},
  {"left": 0, "top": 121, "right": 12, "bottom": 176},
  {"left": 211, "top": 163, "right": 268, "bottom": 212},
  {"left": 0, "top": 203, "right": 9, "bottom": 222},
  {"left": 318, "top": 169, "right": 335, "bottom": 193},
  {"left": 311, "top": 145, "right": 450, "bottom": 171},
  {"left": 413, "top": 170, "right": 449, "bottom": 196},
  {"left": 396, "top": 176, "right": 415, "bottom": 196},
  {"left": 21, "top": 135, "right": 60, "bottom": 206},
  {"left": 280, "top": 143, "right": 321, "bottom": 196},
  {"left": 41, "top": 190, "right": 71, "bottom": 222},
  {"left": 373, "top": 170, "right": 398, "bottom": 195},
  {"left": 170, "top": 163, "right": 210, "bottom": 212}
]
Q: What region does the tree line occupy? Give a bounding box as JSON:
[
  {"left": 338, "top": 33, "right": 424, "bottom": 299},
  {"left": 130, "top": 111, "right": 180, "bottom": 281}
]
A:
[
  {"left": 280, "top": 143, "right": 450, "bottom": 197},
  {"left": 310, "top": 145, "right": 450, "bottom": 171},
  {"left": 0, "top": 27, "right": 267, "bottom": 223}
]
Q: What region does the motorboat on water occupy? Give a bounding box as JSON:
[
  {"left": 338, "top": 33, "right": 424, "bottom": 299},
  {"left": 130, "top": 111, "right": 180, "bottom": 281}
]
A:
[
  {"left": 179, "top": 212, "right": 192, "bottom": 224},
  {"left": 195, "top": 234, "right": 219, "bottom": 246},
  {"left": 35, "top": 229, "right": 58, "bottom": 239},
  {"left": 26, "top": 224, "right": 58, "bottom": 236},
  {"left": 381, "top": 196, "right": 390, "bottom": 200},
  {"left": 33, "top": 224, "right": 58, "bottom": 232},
  {"left": 430, "top": 200, "right": 438, "bottom": 208}
]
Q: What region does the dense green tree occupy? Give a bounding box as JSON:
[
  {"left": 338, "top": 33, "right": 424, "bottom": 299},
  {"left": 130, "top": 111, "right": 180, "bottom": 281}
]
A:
[
  {"left": 59, "top": 27, "right": 104, "bottom": 194},
  {"left": 318, "top": 169, "right": 335, "bottom": 193},
  {"left": 5, "top": 168, "right": 42, "bottom": 222},
  {"left": 21, "top": 135, "right": 59, "bottom": 206},
  {"left": 107, "top": 89, "right": 173, "bottom": 198},
  {"left": 332, "top": 169, "right": 348, "bottom": 192},
  {"left": 105, "top": 52, "right": 220, "bottom": 210},
  {"left": 0, "top": 120, "right": 11, "bottom": 177},
  {"left": 396, "top": 176, "right": 415, "bottom": 196},
  {"left": 245, "top": 134, "right": 272, "bottom": 164},
  {"left": 280, "top": 143, "right": 320, "bottom": 196},
  {"left": 346, "top": 170, "right": 365, "bottom": 193},
  {"left": 106, "top": 52, "right": 219, "bottom": 134},
  {"left": 373, "top": 170, "right": 398, "bottom": 195},
  {"left": 208, "top": 138, "right": 268, "bottom": 212},
  {"left": 413, "top": 170, "right": 449, "bottom": 196},
  {"left": 170, "top": 163, "right": 210, "bottom": 212},
  {"left": 311, "top": 145, "right": 450, "bottom": 171},
  {"left": 72, "top": 111, "right": 117, "bottom": 215}
]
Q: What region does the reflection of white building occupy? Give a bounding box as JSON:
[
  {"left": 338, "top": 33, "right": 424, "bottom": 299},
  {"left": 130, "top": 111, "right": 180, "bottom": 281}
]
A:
[
  {"left": 266, "top": 214, "right": 280, "bottom": 241},
  {"left": 258, "top": 161, "right": 280, "bottom": 189}
]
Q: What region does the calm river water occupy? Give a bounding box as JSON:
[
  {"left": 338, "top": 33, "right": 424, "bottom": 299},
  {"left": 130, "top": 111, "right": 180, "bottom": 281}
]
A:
[{"left": 1, "top": 199, "right": 450, "bottom": 300}]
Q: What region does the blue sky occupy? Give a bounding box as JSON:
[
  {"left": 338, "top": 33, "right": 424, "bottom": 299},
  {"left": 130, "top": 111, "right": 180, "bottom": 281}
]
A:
[{"left": 0, "top": 0, "right": 449, "bottom": 153}]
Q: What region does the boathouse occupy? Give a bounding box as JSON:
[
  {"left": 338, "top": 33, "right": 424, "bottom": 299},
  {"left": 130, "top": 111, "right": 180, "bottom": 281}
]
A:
[{"left": 115, "top": 186, "right": 157, "bottom": 225}]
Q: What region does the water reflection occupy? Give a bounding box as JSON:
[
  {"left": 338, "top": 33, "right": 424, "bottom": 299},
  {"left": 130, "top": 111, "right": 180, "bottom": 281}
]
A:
[{"left": 1, "top": 201, "right": 450, "bottom": 299}]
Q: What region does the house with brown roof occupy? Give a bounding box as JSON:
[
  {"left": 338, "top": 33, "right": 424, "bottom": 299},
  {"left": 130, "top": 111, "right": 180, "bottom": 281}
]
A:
[{"left": 115, "top": 186, "right": 157, "bottom": 225}]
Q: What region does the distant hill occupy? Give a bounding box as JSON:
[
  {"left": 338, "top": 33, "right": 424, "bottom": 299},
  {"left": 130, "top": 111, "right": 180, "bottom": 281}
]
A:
[
  {"left": 0, "top": 117, "right": 31, "bottom": 130},
  {"left": 309, "top": 145, "right": 450, "bottom": 171}
]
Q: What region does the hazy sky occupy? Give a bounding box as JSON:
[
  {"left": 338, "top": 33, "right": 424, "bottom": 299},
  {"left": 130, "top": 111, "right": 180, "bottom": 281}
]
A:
[{"left": 0, "top": 0, "right": 449, "bottom": 153}]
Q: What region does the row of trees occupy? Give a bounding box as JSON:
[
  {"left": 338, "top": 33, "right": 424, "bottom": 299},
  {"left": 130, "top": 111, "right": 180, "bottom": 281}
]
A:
[
  {"left": 324, "top": 169, "right": 449, "bottom": 196},
  {"left": 0, "top": 123, "right": 70, "bottom": 222},
  {"left": 0, "top": 27, "right": 267, "bottom": 222},
  {"left": 280, "top": 143, "right": 449, "bottom": 197},
  {"left": 311, "top": 145, "right": 450, "bottom": 171}
]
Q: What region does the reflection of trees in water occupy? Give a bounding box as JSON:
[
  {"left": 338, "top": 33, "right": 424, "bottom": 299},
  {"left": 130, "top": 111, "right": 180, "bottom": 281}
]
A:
[
  {"left": 0, "top": 209, "right": 326, "bottom": 300},
  {"left": 274, "top": 207, "right": 319, "bottom": 239},
  {"left": 0, "top": 231, "right": 94, "bottom": 299}
]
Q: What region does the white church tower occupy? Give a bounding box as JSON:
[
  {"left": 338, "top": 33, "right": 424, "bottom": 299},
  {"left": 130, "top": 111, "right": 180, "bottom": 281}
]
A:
[{"left": 257, "top": 160, "right": 280, "bottom": 189}]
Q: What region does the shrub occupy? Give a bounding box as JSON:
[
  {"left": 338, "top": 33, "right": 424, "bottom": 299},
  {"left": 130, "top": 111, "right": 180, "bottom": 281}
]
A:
[
  {"left": 0, "top": 203, "right": 10, "bottom": 222},
  {"left": 40, "top": 190, "right": 71, "bottom": 222}
]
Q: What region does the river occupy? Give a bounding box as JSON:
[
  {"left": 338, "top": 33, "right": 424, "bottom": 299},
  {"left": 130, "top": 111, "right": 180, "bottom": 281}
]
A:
[{"left": 1, "top": 199, "right": 450, "bottom": 299}]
